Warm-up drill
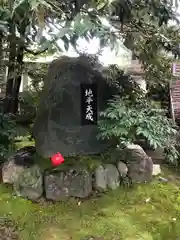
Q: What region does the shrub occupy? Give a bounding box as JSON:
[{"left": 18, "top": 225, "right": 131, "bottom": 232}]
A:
[
  {"left": 0, "top": 113, "right": 16, "bottom": 160},
  {"left": 98, "top": 95, "right": 179, "bottom": 165}
]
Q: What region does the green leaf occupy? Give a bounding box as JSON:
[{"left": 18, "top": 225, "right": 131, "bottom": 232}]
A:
[{"left": 98, "top": 89, "right": 179, "bottom": 165}]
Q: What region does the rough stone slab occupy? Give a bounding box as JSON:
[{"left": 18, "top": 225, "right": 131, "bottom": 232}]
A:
[
  {"left": 117, "top": 161, "right": 128, "bottom": 177},
  {"left": 13, "top": 165, "right": 43, "bottom": 201},
  {"left": 2, "top": 147, "right": 36, "bottom": 184},
  {"left": 33, "top": 56, "right": 116, "bottom": 157},
  {"left": 94, "top": 165, "right": 107, "bottom": 190},
  {"left": 126, "top": 144, "right": 153, "bottom": 183},
  {"left": 104, "top": 164, "right": 120, "bottom": 190},
  {"left": 44, "top": 168, "right": 92, "bottom": 201},
  {"left": 44, "top": 172, "right": 69, "bottom": 201}
]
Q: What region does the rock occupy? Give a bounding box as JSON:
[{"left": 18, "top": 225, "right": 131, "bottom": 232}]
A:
[
  {"left": 152, "top": 164, "right": 161, "bottom": 176},
  {"left": 14, "top": 146, "right": 36, "bottom": 167},
  {"left": 125, "top": 144, "right": 148, "bottom": 161},
  {"left": 158, "top": 176, "right": 168, "bottom": 183},
  {"left": 33, "top": 56, "right": 116, "bottom": 157},
  {"left": 2, "top": 147, "right": 36, "bottom": 184},
  {"left": 44, "top": 172, "right": 69, "bottom": 201},
  {"left": 104, "top": 164, "right": 120, "bottom": 190},
  {"left": 45, "top": 168, "right": 92, "bottom": 201},
  {"left": 69, "top": 169, "right": 92, "bottom": 198},
  {"left": 13, "top": 165, "right": 43, "bottom": 201},
  {"left": 2, "top": 148, "right": 42, "bottom": 201},
  {"left": 94, "top": 165, "right": 107, "bottom": 190},
  {"left": 2, "top": 158, "right": 25, "bottom": 184},
  {"left": 125, "top": 144, "right": 153, "bottom": 183},
  {"left": 117, "top": 161, "right": 128, "bottom": 177}
]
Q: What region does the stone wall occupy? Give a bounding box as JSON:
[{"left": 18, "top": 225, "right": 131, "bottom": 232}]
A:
[{"left": 1, "top": 144, "right": 158, "bottom": 202}]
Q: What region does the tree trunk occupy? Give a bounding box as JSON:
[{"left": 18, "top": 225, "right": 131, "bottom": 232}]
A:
[
  {"left": 0, "top": 33, "right": 4, "bottom": 112},
  {"left": 3, "top": 23, "right": 16, "bottom": 113},
  {"left": 10, "top": 32, "right": 25, "bottom": 114},
  {"left": 4, "top": 0, "right": 16, "bottom": 113},
  {"left": 0, "top": 33, "right": 4, "bottom": 87}
]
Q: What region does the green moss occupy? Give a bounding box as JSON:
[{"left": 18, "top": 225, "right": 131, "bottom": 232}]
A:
[
  {"left": 0, "top": 166, "right": 180, "bottom": 240},
  {"left": 34, "top": 153, "right": 103, "bottom": 173}
]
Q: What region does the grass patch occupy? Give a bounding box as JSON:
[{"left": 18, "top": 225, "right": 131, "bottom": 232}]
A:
[{"left": 0, "top": 167, "right": 180, "bottom": 239}]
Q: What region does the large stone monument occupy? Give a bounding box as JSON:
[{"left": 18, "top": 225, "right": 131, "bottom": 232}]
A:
[{"left": 33, "top": 55, "right": 115, "bottom": 157}]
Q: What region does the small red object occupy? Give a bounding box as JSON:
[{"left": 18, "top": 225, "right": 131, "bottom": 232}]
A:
[{"left": 50, "top": 152, "right": 64, "bottom": 167}]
